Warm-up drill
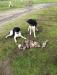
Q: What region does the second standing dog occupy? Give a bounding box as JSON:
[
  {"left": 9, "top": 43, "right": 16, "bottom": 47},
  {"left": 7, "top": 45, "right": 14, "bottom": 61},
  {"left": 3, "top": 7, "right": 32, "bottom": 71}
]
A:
[{"left": 27, "top": 19, "right": 38, "bottom": 37}]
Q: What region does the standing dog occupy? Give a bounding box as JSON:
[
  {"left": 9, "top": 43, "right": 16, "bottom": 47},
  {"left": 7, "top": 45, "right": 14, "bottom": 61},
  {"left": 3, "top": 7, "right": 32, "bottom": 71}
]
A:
[
  {"left": 5, "top": 27, "right": 26, "bottom": 43},
  {"left": 27, "top": 19, "right": 38, "bottom": 37}
]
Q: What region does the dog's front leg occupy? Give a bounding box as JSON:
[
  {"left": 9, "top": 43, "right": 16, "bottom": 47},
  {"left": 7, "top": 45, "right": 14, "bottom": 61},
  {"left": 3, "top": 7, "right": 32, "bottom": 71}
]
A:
[
  {"left": 20, "top": 35, "right": 26, "bottom": 39},
  {"left": 28, "top": 26, "right": 30, "bottom": 32},
  {"left": 19, "top": 32, "right": 26, "bottom": 40},
  {"left": 14, "top": 36, "right": 17, "bottom": 43}
]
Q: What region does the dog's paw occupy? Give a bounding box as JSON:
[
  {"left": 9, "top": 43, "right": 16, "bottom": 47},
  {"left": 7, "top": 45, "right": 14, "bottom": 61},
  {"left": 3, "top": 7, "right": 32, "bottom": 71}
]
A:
[
  {"left": 24, "top": 38, "right": 27, "bottom": 40},
  {"left": 34, "top": 36, "right": 36, "bottom": 38}
]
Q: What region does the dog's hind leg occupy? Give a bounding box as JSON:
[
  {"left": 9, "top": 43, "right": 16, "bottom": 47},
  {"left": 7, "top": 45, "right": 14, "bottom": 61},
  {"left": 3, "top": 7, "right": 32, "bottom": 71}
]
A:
[
  {"left": 32, "top": 26, "right": 36, "bottom": 38},
  {"left": 36, "top": 27, "right": 38, "bottom": 31},
  {"left": 5, "top": 30, "right": 13, "bottom": 38}
]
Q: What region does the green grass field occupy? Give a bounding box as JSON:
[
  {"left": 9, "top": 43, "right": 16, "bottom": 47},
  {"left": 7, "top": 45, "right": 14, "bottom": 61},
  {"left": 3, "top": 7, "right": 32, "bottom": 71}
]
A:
[
  {"left": 0, "top": 6, "right": 57, "bottom": 75},
  {"left": 0, "top": 0, "right": 57, "bottom": 11}
]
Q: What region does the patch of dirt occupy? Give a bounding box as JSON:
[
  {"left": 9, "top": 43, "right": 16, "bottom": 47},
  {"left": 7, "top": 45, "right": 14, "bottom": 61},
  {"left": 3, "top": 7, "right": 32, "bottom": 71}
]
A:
[
  {"left": 0, "top": 3, "right": 57, "bottom": 26},
  {"left": 0, "top": 57, "right": 12, "bottom": 75}
]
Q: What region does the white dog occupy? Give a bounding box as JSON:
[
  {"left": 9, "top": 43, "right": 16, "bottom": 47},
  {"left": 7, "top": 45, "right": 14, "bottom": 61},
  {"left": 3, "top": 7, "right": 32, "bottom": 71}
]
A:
[
  {"left": 27, "top": 19, "right": 38, "bottom": 37},
  {"left": 5, "top": 27, "right": 26, "bottom": 43}
]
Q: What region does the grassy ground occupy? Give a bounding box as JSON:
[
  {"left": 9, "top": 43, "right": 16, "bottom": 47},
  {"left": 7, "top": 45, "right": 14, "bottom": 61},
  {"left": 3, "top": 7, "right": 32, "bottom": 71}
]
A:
[
  {"left": 33, "top": 0, "right": 57, "bottom": 3},
  {"left": 0, "top": 0, "right": 57, "bottom": 11},
  {"left": 0, "top": 6, "right": 57, "bottom": 75}
]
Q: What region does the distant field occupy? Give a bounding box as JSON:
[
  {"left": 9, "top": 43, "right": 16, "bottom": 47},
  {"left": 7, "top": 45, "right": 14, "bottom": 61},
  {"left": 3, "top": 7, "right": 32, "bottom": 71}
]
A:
[
  {"left": 0, "top": 0, "right": 57, "bottom": 11},
  {"left": 0, "top": 6, "right": 57, "bottom": 75},
  {"left": 33, "top": 0, "right": 57, "bottom": 3}
]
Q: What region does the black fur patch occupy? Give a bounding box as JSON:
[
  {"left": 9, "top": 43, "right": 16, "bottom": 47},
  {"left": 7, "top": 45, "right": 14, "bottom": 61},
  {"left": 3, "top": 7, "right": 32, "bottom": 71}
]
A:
[
  {"left": 13, "top": 27, "right": 20, "bottom": 36},
  {"left": 27, "top": 19, "right": 37, "bottom": 26}
]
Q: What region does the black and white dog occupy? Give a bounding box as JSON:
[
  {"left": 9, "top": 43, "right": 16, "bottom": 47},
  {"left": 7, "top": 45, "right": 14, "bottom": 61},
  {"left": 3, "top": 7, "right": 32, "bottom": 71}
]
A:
[
  {"left": 5, "top": 27, "right": 26, "bottom": 43},
  {"left": 27, "top": 19, "right": 38, "bottom": 37}
]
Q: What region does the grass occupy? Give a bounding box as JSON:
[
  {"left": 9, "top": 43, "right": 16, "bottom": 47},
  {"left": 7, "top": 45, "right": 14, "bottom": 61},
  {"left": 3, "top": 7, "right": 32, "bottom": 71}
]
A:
[
  {"left": 32, "top": 0, "right": 57, "bottom": 3},
  {"left": 0, "top": 0, "right": 57, "bottom": 11},
  {"left": 0, "top": 6, "right": 57, "bottom": 75},
  {"left": 0, "top": 0, "right": 25, "bottom": 11}
]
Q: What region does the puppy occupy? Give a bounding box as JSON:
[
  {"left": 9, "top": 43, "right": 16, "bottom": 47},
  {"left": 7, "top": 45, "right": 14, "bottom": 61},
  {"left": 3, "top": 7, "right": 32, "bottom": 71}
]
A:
[
  {"left": 27, "top": 19, "right": 38, "bottom": 37},
  {"left": 5, "top": 27, "right": 26, "bottom": 43}
]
